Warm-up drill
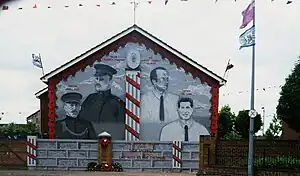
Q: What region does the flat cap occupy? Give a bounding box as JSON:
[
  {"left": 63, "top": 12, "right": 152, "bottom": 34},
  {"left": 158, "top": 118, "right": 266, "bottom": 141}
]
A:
[{"left": 61, "top": 92, "right": 82, "bottom": 103}]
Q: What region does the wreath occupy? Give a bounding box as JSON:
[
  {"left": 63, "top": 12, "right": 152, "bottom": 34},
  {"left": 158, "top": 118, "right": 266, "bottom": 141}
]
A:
[{"left": 99, "top": 137, "right": 110, "bottom": 147}]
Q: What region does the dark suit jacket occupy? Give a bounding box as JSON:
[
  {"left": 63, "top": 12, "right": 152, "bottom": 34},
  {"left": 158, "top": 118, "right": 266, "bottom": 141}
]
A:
[
  {"left": 56, "top": 116, "right": 97, "bottom": 139},
  {"left": 78, "top": 90, "right": 125, "bottom": 124}
]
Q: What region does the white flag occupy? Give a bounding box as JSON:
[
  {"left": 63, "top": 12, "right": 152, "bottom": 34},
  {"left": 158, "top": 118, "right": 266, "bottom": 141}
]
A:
[
  {"left": 239, "top": 26, "right": 255, "bottom": 49},
  {"left": 32, "top": 53, "right": 42, "bottom": 68}
]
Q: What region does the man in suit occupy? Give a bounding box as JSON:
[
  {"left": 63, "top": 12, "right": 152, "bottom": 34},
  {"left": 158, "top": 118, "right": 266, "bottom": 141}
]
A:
[
  {"left": 141, "top": 67, "right": 179, "bottom": 123},
  {"left": 56, "top": 91, "right": 97, "bottom": 139},
  {"left": 78, "top": 63, "right": 125, "bottom": 124},
  {"left": 159, "top": 97, "right": 209, "bottom": 141}
]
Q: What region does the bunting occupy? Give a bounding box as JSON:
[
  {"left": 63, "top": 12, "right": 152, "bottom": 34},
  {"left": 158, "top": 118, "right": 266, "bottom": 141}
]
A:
[
  {"left": 0, "top": 0, "right": 293, "bottom": 11},
  {"left": 222, "top": 85, "right": 282, "bottom": 97}
]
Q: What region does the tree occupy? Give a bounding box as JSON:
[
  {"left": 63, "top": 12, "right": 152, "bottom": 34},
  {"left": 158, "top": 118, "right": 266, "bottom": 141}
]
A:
[
  {"left": 234, "top": 110, "right": 263, "bottom": 139},
  {"left": 0, "top": 122, "right": 38, "bottom": 136},
  {"left": 265, "top": 114, "right": 283, "bottom": 140},
  {"left": 277, "top": 57, "right": 300, "bottom": 132},
  {"left": 218, "top": 105, "right": 235, "bottom": 138}
]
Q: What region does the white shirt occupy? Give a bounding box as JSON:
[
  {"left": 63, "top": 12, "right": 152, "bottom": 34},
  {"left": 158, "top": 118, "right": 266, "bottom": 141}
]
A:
[
  {"left": 159, "top": 119, "right": 209, "bottom": 141},
  {"left": 141, "top": 90, "right": 179, "bottom": 123}
]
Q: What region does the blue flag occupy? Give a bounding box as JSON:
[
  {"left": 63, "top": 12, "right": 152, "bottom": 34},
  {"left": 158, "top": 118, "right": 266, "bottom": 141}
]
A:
[{"left": 239, "top": 26, "right": 255, "bottom": 49}]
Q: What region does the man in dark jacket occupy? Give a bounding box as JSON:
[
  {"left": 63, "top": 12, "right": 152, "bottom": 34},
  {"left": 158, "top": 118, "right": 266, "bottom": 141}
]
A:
[
  {"left": 78, "top": 63, "right": 125, "bottom": 124},
  {"left": 56, "top": 91, "right": 97, "bottom": 139}
]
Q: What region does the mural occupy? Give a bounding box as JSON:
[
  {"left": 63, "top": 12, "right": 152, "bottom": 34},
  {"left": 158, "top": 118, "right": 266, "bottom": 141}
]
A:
[{"left": 55, "top": 43, "right": 212, "bottom": 141}]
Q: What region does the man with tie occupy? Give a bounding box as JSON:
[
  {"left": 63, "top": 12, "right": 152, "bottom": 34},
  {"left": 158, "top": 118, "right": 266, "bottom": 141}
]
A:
[
  {"left": 159, "top": 97, "right": 210, "bottom": 141},
  {"left": 141, "top": 67, "right": 179, "bottom": 123}
]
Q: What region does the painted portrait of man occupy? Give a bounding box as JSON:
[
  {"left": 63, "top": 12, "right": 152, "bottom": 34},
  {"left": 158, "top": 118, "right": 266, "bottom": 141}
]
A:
[
  {"left": 159, "top": 97, "right": 209, "bottom": 141},
  {"left": 77, "top": 63, "right": 125, "bottom": 124},
  {"left": 56, "top": 91, "right": 97, "bottom": 139},
  {"left": 141, "top": 67, "right": 179, "bottom": 123}
]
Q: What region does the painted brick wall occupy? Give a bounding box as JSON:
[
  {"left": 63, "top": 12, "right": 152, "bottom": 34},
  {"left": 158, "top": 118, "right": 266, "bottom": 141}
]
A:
[
  {"left": 35, "top": 139, "right": 98, "bottom": 170},
  {"left": 33, "top": 139, "right": 199, "bottom": 172}
]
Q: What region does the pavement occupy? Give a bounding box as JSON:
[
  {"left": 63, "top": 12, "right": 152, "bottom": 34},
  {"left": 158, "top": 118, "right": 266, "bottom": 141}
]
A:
[{"left": 0, "top": 171, "right": 196, "bottom": 176}]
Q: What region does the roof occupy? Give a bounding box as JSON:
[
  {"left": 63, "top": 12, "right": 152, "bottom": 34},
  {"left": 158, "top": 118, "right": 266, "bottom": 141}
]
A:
[
  {"left": 40, "top": 25, "right": 226, "bottom": 85},
  {"left": 35, "top": 87, "right": 48, "bottom": 98},
  {"left": 26, "top": 110, "right": 40, "bottom": 120}
]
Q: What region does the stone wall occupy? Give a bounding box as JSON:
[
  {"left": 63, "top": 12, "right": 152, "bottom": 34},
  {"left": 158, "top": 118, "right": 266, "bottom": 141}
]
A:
[
  {"left": 34, "top": 139, "right": 200, "bottom": 172},
  {"left": 35, "top": 139, "right": 98, "bottom": 170},
  {"left": 111, "top": 141, "right": 199, "bottom": 172}
]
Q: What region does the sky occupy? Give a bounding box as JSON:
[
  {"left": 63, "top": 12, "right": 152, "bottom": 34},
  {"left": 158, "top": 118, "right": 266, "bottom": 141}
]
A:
[{"left": 0, "top": 0, "right": 299, "bottom": 134}]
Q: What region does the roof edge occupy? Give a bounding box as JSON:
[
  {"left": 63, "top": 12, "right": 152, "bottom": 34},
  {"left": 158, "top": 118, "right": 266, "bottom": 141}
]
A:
[
  {"left": 40, "top": 24, "right": 226, "bottom": 85},
  {"left": 35, "top": 87, "right": 48, "bottom": 98}
]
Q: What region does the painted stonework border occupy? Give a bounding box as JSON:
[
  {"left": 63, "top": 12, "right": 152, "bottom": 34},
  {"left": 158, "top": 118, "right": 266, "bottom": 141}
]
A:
[{"left": 47, "top": 31, "right": 220, "bottom": 139}]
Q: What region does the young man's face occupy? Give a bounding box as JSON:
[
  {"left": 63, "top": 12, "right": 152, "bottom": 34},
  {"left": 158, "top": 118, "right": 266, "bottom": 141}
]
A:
[
  {"left": 64, "top": 102, "right": 81, "bottom": 118},
  {"left": 178, "top": 102, "right": 193, "bottom": 120},
  {"left": 153, "top": 69, "right": 169, "bottom": 92}
]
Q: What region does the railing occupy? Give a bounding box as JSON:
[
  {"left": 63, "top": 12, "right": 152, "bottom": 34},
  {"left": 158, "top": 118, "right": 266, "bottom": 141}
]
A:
[{"left": 214, "top": 139, "right": 300, "bottom": 170}]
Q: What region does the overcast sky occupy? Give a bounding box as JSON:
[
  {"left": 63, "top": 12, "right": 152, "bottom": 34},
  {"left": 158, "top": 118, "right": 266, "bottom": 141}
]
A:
[{"left": 0, "top": 0, "right": 299, "bottom": 133}]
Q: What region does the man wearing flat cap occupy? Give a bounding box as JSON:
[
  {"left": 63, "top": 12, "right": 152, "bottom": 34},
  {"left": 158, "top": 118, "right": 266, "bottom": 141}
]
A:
[
  {"left": 78, "top": 63, "right": 125, "bottom": 124},
  {"left": 56, "top": 92, "right": 97, "bottom": 139}
]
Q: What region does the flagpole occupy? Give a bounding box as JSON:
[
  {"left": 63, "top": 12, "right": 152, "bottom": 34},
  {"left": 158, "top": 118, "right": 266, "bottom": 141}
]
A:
[
  {"left": 223, "top": 59, "right": 231, "bottom": 78},
  {"left": 39, "top": 53, "right": 45, "bottom": 76},
  {"left": 248, "top": 0, "right": 255, "bottom": 175},
  {"left": 132, "top": 0, "right": 138, "bottom": 25}
]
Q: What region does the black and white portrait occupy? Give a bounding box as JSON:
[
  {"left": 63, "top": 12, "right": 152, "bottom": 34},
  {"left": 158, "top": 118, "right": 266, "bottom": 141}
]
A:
[
  {"left": 159, "top": 97, "right": 210, "bottom": 141},
  {"left": 56, "top": 88, "right": 97, "bottom": 139},
  {"left": 141, "top": 67, "right": 179, "bottom": 123},
  {"left": 55, "top": 42, "right": 212, "bottom": 141}
]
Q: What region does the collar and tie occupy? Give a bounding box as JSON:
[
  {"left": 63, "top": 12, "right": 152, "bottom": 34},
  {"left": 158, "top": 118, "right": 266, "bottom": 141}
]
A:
[
  {"left": 184, "top": 125, "right": 189, "bottom": 141},
  {"left": 159, "top": 95, "right": 164, "bottom": 121}
]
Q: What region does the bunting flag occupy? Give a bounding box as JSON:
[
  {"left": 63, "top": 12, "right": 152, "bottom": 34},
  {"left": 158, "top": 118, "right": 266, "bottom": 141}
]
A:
[
  {"left": 32, "top": 53, "right": 43, "bottom": 68},
  {"left": 240, "top": 0, "right": 255, "bottom": 29},
  {"left": 0, "top": 1, "right": 291, "bottom": 11},
  {"left": 239, "top": 26, "right": 255, "bottom": 49},
  {"left": 2, "top": 5, "right": 8, "bottom": 10},
  {"left": 222, "top": 85, "right": 283, "bottom": 97}
]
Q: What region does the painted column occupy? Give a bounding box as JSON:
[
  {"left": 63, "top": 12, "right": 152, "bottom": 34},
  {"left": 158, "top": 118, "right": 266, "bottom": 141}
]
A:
[
  {"left": 172, "top": 140, "right": 182, "bottom": 169},
  {"left": 26, "top": 136, "right": 37, "bottom": 167},
  {"left": 125, "top": 70, "right": 141, "bottom": 141}
]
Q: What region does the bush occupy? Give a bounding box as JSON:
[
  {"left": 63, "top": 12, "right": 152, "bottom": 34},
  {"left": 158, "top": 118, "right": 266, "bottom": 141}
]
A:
[
  {"left": 112, "top": 162, "right": 123, "bottom": 172},
  {"left": 255, "top": 156, "right": 300, "bottom": 169},
  {"left": 86, "top": 162, "right": 97, "bottom": 171},
  {"left": 196, "top": 170, "right": 207, "bottom": 176}
]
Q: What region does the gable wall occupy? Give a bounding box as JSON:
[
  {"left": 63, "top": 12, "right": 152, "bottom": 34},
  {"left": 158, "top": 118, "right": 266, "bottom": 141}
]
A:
[{"left": 46, "top": 31, "right": 220, "bottom": 140}]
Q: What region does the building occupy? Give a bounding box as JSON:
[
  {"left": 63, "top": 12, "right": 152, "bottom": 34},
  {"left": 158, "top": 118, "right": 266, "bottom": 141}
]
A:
[
  {"left": 281, "top": 121, "right": 300, "bottom": 140},
  {"left": 26, "top": 110, "right": 41, "bottom": 134},
  {"left": 35, "top": 25, "right": 226, "bottom": 140}
]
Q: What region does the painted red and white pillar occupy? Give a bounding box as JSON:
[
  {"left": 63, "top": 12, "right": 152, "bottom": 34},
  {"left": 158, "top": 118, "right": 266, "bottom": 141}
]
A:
[
  {"left": 27, "top": 136, "right": 37, "bottom": 167},
  {"left": 125, "top": 70, "right": 140, "bottom": 141},
  {"left": 172, "top": 141, "right": 182, "bottom": 169}
]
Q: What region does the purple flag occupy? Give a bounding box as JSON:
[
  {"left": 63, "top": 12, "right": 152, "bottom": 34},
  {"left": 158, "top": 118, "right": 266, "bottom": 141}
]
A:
[{"left": 240, "top": 1, "right": 255, "bottom": 29}]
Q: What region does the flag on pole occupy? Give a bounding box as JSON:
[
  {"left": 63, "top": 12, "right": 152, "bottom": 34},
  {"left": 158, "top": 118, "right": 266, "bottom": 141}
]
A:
[
  {"left": 240, "top": 0, "right": 255, "bottom": 29},
  {"left": 239, "top": 26, "right": 255, "bottom": 49},
  {"left": 32, "top": 53, "right": 43, "bottom": 68},
  {"left": 225, "top": 63, "right": 234, "bottom": 72}
]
